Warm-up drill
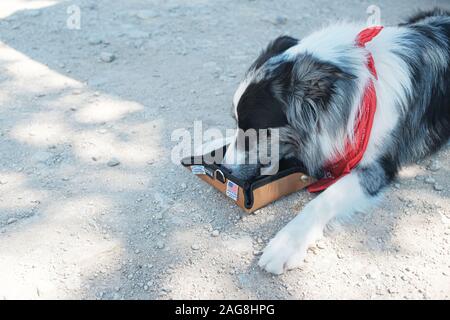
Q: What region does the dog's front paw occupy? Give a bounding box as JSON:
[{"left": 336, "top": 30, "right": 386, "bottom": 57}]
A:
[
  {"left": 258, "top": 217, "right": 322, "bottom": 275},
  {"left": 258, "top": 226, "right": 307, "bottom": 275}
]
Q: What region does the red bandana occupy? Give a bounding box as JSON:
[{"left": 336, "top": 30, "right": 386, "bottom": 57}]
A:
[{"left": 307, "top": 26, "right": 383, "bottom": 193}]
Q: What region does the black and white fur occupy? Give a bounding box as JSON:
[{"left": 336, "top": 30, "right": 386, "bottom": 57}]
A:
[{"left": 222, "top": 9, "right": 450, "bottom": 274}]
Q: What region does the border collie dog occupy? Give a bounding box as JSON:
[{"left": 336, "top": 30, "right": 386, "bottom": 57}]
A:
[{"left": 223, "top": 9, "right": 450, "bottom": 274}]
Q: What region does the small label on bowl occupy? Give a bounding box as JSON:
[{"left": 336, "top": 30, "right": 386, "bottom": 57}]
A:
[
  {"left": 226, "top": 180, "right": 239, "bottom": 201},
  {"left": 191, "top": 165, "right": 206, "bottom": 175}
]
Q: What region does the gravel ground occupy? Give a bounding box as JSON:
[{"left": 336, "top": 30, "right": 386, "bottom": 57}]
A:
[{"left": 0, "top": 0, "right": 449, "bottom": 300}]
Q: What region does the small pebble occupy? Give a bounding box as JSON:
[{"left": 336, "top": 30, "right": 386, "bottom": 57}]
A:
[
  {"left": 88, "top": 37, "right": 103, "bottom": 45},
  {"left": 434, "top": 184, "right": 444, "bottom": 191},
  {"left": 7, "top": 218, "right": 17, "bottom": 225},
  {"left": 156, "top": 241, "right": 165, "bottom": 249},
  {"left": 427, "top": 160, "right": 440, "bottom": 172},
  {"left": 100, "top": 52, "right": 116, "bottom": 63},
  {"left": 425, "top": 177, "right": 436, "bottom": 184},
  {"left": 135, "top": 10, "right": 159, "bottom": 20},
  {"left": 366, "top": 273, "right": 376, "bottom": 280},
  {"left": 191, "top": 244, "right": 200, "bottom": 250},
  {"left": 316, "top": 241, "right": 326, "bottom": 249},
  {"left": 107, "top": 158, "right": 120, "bottom": 167},
  {"left": 265, "top": 15, "right": 288, "bottom": 26},
  {"left": 211, "top": 230, "right": 220, "bottom": 237},
  {"left": 274, "top": 15, "right": 288, "bottom": 25}
]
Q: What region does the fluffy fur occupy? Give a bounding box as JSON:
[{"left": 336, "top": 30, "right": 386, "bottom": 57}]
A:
[{"left": 224, "top": 9, "right": 450, "bottom": 274}]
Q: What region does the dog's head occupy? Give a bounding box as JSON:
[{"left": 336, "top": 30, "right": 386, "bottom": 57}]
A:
[{"left": 223, "top": 36, "right": 356, "bottom": 180}]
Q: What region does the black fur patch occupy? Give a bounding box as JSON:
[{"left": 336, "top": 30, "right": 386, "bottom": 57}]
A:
[
  {"left": 401, "top": 8, "right": 450, "bottom": 25},
  {"left": 289, "top": 54, "right": 354, "bottom": 108},
  {"left": 358, "top": 164, "right": 389, "bottom": 196},
  {"left": 237, "top": 81, "right": 288, "bottom": 131},
  {"left": 358, "top": 155, "right": 398, "bottom": 196},
  {"left": 250, "top": 36, "right": 299, "bottom": 71},
  {"left": 236, "top": 36, "right": 299, "bottom": 131},
  {"left": 392, "top": 13, "right": 450, "bottom": 162},
  {"left": 379, "top": 154, "right": 399, "bottom": 184}
]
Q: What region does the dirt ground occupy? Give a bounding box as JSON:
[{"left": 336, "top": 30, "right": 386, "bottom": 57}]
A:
[{"left": 0, "top": 0, "right": 449, "bottom": 300}]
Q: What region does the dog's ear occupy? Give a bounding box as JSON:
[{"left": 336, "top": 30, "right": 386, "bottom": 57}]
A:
[
  {"left": 269, "top": 54, "right": 354, "bottom": 127},
  {"left": 251, "top": 36, "right": 299, "bottom": 70},
  {"left": 290, "top": 54, "right": 355, "bottom": 108}
]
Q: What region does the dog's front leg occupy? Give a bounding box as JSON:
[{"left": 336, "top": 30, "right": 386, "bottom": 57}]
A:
[{"left": 259, "top": 165, "right": 390, "bottom": 275}]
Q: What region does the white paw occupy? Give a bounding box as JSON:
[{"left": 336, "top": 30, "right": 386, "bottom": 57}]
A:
[{"left": 258, "top": 216, "right": 322, "bottom": 275}]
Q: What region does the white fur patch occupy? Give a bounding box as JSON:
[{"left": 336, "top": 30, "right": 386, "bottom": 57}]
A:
[
  {"left": 360, "top": 27, "right": 411, "bottom": 165},
  {"left": 286, "top": 23, "right": 365, "bottom": 63},
  {"left": 232, "top": 75, "right": 253, "bottom": 117}
]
